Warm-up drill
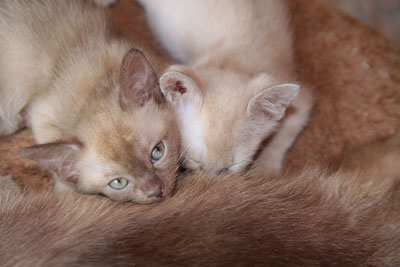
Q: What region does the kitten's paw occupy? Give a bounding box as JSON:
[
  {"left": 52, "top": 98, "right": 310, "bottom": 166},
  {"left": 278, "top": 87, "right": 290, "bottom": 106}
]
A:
[
  {"left": 0, "top": 116, "right": 24, "bottom": 138},
  {"left": 0, "top": 174, "right": 21, "bottom": 194}
]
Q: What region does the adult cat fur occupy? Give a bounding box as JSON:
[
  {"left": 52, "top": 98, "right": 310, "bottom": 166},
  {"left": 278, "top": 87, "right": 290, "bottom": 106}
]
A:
[{"left": 1, "top": 140, "right": 400, "bottom": 266}]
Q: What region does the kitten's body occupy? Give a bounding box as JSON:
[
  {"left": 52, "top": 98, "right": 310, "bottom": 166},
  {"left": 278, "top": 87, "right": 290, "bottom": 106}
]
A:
[
  {"left": 139, "top": 0, "right": 313, "bottom": 175},
  {"left": 0, "top": 0, "right": 180, "bottom": 203},
  {"left": 1, "top": 144, "right": 400, "bottom": 266}
]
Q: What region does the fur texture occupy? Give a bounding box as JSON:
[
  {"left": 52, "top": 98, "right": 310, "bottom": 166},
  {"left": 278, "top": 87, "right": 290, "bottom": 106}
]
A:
[
  {"left": 1, "top": 141, "right": 400, "bottom": 266},
  {"left": 0, "top": 0, "right": 180, "bottom": 203},
  {"left": 285, "top": 0, "right": 400, "bottom": 171},
  {"left": 138, "top": 0, "right": 313, "bottom": 176},
  {"left": 0, "top": 2, "right": 399, "bottom": 264},
  {"left": 1, "top": 0, "right": 399, "bottom": 185}
]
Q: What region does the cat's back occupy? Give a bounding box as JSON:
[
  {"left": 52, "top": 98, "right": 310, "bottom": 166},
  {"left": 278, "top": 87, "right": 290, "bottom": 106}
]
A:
[
  {"left": 140, "top": 0, "right": 292, "bottom": 67},
  {"left": 0, "top": 0, "right": 110, "bottom": 62},
  {"left": 0, "top": 0, "right": 106, "bottom": 30},
  {"left": 0, "top": 0, "right": 126, "bottom": 141}
]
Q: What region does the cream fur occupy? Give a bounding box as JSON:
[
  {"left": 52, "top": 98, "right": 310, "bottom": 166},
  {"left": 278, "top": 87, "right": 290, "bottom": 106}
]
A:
[
  {"left": 90, "top": 0, "right": 117, "bottom": 7},
  {"left": 139, "top": 0, "right": 313, "bottom": 175},
  {"left": 0, "top": 0, "right": 180, "bottom": 203}
]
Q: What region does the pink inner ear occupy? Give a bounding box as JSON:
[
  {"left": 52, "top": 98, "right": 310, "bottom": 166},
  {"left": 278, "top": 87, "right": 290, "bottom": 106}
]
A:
[
  {"left": 247, "top": 84, "right": 299, "bottom": 122},
  {"left": 162, "top": 77, "right": 188, "bottom": 103},
  {"left": 59, "top": 159, "right": 79, "bottom": 183},
  {"left": 20, "top": 142, "right": 81, "bottom": 183},
  {"left": 119, "top": 49, "right": 161, "bottom": 109},
  {"left": 163, "top": 76, "right": 187, "bottom": 94},
  {"left": 173, "top": 81, "right": 187, "bottom": 94},
  {"left": 160, "top": 71, "right": 204, "bottom": 108}
]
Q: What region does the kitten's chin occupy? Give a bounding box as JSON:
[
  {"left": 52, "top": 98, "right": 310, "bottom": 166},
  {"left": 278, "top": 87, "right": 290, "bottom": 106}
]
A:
[{"left": 161, "top": 179, "right": 177, "bottom": 200}]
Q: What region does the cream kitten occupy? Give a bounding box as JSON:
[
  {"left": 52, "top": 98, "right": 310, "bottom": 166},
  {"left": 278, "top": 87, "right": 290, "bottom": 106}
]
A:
[
  {"left": 138, "top": 0, "right": 313, "bottom": 175},
  {"left": 0, "top": 0, "right": 180, "bottom": 203}
]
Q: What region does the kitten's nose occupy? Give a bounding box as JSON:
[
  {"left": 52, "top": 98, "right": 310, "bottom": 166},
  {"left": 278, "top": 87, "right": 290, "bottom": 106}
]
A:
[{"left": 147, "top": 183, "right": 164, "bottom": 199}]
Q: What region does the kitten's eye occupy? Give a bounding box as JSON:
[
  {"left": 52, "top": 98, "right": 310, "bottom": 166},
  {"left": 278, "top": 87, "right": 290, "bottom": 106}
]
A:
[
  {"left": 108, "top": 177, "right": 129, "bottom": 190},
  {"left": 151, "top": 141, "right": 165, "bottom": 161}
]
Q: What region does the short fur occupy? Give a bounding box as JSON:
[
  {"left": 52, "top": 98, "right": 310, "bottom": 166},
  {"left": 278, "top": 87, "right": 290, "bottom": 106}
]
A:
[
  {"left": 138, "top": 0, "right": 313, "bottom": 176},
  {"left": 1, "top": 142, "right": 400, "bottom": 266},
  {"left": 0, "top": 0, "right": 180, "bottom": 203},
  {"left": 285, "top": 0, "right": 400, "bottom": 170}
]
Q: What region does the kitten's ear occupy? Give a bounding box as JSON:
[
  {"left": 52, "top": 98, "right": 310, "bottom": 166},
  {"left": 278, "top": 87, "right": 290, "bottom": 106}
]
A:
[
  {"left": 20, "top": 142, "right": 81, "bottom": 183},
  {"left": 119, "top": 49, "right": 164, "bottom": 110},
  {"left": 159, "top": 70, "right": 203, "bottom": 108},
  {"left": 247, "top": 84, "right": 299, "bottom": 121}
]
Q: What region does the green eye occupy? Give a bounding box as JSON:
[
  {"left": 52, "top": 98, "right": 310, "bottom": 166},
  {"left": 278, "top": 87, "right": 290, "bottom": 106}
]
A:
[
  {"left": 151, "top": 141, "right": 165, "bottom": 161},
  {"left": 108, "top": 177, "right": 129, "bottom": 190}
]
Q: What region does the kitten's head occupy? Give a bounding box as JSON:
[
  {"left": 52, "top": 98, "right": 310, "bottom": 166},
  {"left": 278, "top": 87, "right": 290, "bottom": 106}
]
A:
[
  {"left": 159, "top": 65, "right": 298, "bottom": 174},
  {"left": 21, "top": 49, "right": 181, "bottom": 204}
]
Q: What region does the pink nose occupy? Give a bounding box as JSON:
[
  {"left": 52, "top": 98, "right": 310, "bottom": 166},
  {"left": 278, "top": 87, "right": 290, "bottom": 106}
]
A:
[{"left": 147, "top": 183, "right": 164, "bottom": 199}]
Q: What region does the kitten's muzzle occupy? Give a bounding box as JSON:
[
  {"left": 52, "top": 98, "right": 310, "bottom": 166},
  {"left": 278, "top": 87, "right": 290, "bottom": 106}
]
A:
[{"left": 147, "top": 183, "right": 164, "bottom": 199}]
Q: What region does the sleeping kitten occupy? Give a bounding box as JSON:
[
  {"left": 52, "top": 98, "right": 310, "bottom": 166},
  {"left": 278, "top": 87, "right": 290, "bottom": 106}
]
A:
[
  {"left": 1, "top": 144, "right": 400, "bottom": 266},
  {"left": 138, "top": 0, "right": 313, "bottom": 175},
  {"left": 0, "top": 0, "right": 180, "bottom": 203}
]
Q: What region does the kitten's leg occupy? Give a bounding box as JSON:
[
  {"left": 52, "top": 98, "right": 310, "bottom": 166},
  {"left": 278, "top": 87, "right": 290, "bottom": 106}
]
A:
[
  {"left": 0, "top": 39, "right": 49, "bottom": 138},
  {"left": 28, "top": 102, "right": 64, "bottom": 144},
  {"left": 0, "top": 105, "right": 27, "bottom": 137},
  {"left": 0, "top": 85, "right": 27, "bottom": 137},
  {"left": 0, "top": 78, "right": 32, "bottom": 137},
  {"left": 254, "top": 87, "right": 313, "bottom": 177}
]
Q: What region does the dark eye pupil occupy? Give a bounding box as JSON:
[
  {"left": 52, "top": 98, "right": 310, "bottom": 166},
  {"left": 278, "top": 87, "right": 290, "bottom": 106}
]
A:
[{"left": 151, "top": 142, "right": 165, "bottom": 161}]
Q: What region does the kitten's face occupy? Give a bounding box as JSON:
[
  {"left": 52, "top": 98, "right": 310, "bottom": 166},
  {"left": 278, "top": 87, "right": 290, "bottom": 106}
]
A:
[
  {"left": 160, "top": 66, "right": 299, "bottom": 175},
  {"left": 77, "top": 101, "right": 180, "bottom": 203}
]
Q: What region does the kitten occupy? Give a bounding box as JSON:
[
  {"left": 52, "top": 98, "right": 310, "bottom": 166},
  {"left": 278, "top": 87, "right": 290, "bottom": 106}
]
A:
[
  {"left": 0, "top": 0, "right": 180, "bottom": 203},
  {"left": 1, "top": 145, "right": 400, "bottom": 266},
  {"left": 138, "top": 0, "right": 313, "bottom": 175}
]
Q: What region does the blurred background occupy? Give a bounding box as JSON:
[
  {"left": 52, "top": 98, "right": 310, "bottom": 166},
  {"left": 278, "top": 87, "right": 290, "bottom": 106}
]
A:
[{"left": 324, "top": 0, "right": 400, "bottom": 45}]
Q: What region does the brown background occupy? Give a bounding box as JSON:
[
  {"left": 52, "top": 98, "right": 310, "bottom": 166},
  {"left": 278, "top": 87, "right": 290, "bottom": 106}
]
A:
[{"left": 324, "top": 0, "right": 400, "bottom": 45}]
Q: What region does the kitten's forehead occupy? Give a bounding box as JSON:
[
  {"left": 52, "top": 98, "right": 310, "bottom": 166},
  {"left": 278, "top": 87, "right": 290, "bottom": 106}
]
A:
[
  {"left": 200, "top": 71, "right": 250, "bottom": 154},
  {"left": 179, "top": 85, "right": 247, "bottom": 171},
  {"left": 81, "top": 102, "right": 170, "bottom": 167}
]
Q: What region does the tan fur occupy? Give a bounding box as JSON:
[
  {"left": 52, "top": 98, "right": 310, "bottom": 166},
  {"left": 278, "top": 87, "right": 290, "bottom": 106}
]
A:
[
  {"left": 0, "top": 0, "right": 180, "bottom": 203},
  {"left": 90, "top": 0, "right": 117, "bottom": 7},
  {"left": 1, "top": 142, "right": 400, "bottom": 265},
  {"left": 138, "top": 0, "right": 313, "bottom": 175},
  {"left": 285, "top": 0, "right": 400, "bottom": 171}
]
